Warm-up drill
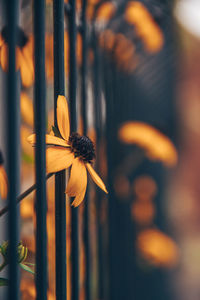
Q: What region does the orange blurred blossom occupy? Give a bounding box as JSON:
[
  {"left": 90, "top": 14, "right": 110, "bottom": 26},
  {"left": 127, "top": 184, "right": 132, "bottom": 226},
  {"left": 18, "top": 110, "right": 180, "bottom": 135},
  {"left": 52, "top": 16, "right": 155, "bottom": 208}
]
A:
[
  {"left": 132, "top": 175, "right": 157, "bottom": 201},
  {"left": 137, "top": 228, "right": 179, "bottom": 268},
  {"left": 118, "top": 121, "right": 178, "bottom": 167},
  {"left": 131, "top": 201, "right": 155, "bottom": 225},
  {"left": 0, "top": 151, "right": 8, "bottom": 200},
  {"left": 125, "top": 1, "right": 164, "bottom": 53},
  {"left": 20, "top": 92, "right": 34, "bottom": 128},
  {"left": 96, "top": 2, "right": 116, "bottom": 22},
  {"left": 0, "top": 27, "right": 34, "bottom": 87}
]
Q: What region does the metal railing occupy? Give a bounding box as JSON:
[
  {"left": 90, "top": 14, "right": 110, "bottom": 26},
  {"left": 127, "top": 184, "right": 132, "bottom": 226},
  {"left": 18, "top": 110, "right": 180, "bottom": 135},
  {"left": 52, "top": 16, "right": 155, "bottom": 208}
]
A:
[{"left": 2, "top": 0, "right": 176, "bottom": 299}]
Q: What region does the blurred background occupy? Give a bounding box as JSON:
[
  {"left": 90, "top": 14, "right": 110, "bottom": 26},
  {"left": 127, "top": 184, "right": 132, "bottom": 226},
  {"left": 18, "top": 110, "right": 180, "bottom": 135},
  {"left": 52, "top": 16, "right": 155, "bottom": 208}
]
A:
[{"left": 1, "top": 0, "right": 200, "bottom": 299}]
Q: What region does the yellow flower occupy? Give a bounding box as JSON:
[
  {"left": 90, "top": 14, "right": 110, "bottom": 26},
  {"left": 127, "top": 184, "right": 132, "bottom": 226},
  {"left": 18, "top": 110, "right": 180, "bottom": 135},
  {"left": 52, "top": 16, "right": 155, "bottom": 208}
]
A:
[
  {"left": 118, "top": 121, "right": 178, "bottom": 167},
  {"left": 28, "top": 95, "right": 108, "bottom": 207},
  {"left": 0, "top": 151, "right": 8, "bottom": 200},
  {"left": 0, "top": 26, "right": 34, "bottom": 87}
]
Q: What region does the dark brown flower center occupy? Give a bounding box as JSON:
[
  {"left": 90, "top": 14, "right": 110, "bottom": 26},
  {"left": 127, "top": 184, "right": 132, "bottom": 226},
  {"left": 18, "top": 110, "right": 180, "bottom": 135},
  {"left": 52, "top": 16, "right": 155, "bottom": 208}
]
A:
[
  {"left": 69, "top": 132, "right": 95, "bottom": 163},
  {"left": 0, "top": 150, "right": 3, "bottom": 165},
  {"left": 1, "top": 26, "right": 28, "bottom": 48}
]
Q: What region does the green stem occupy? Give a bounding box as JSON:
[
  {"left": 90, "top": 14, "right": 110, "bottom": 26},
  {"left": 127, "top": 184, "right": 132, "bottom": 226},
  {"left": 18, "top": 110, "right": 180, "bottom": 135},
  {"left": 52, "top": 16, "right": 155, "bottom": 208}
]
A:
[{"left": 0, "top": 173, "right": 54, "bottom": 218}]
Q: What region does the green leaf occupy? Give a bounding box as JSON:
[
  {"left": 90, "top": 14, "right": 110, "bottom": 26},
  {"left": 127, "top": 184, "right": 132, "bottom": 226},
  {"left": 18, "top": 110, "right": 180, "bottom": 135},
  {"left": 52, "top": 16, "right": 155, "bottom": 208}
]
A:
[
  {"left": 23, "top": 262, "right": 35, "bottom": 266},
  {"left": 51, "top": 126, "right": 62, "bottom": 138},
  {"left": 19, "top": 263, "right": 35, "bottom": 275},
  {"left": 0, "top": 278, "right": 9, "bottom": 286}
]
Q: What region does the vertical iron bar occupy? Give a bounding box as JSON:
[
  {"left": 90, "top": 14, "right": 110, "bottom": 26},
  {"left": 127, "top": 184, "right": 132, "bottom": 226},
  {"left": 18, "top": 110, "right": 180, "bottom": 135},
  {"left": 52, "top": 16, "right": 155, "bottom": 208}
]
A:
[
  {"left": 81, "top": 1, "right": 91, "bottom": 300},
  {"left": 6, "top": 1, "right": 19, "bottom": 299},
  {"left": 81, "top": 0, "right": 88, "bottom": 133},
  {"left": 93, "top": 33, "right": 105, "bottom": 300},
  {"left": 68, "top": 0, "right": 77, "bottom": 131},
  {"left": 53, "top": 1, "right": 66, "bottom": 299},
  {"left": 68, "top": 1, "right": 79, "bottom": 300},
  {"left": 33, "top": 1, "right": 48, "bottom": 299}
]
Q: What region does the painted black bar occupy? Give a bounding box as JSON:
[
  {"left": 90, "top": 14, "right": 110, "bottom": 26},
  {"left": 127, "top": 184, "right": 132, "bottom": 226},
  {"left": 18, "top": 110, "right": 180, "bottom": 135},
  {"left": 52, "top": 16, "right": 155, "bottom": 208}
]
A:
[
  {"left": 68, "top": 0, "right": 77, "bottom": 131},
  {"left": 80, "top": 1, "right": 91, "bottom": 300},
  {"left": 53, "top": 1, "right": 66, "bottom": 299},
  {"left": 68, "top": 1, "right": 79, "bottom": 300},
  {"left": 92, "top": 33, "right": 105, "bottom": 300},
  {"left": 6, "top": 1, "right": 19, "bottom": 299},
  {"left": 80, "top": 0, "right": 88, "bottom": 133},
  {"left": 33, "top": 1, "right": 48, "bottom": 299}
]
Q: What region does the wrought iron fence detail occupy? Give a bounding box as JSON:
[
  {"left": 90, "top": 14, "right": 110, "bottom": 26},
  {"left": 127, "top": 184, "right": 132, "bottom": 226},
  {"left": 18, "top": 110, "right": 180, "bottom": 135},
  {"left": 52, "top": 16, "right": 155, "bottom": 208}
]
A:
[{"left": 1, "top": 1, "right": 177, "bottom": 300}]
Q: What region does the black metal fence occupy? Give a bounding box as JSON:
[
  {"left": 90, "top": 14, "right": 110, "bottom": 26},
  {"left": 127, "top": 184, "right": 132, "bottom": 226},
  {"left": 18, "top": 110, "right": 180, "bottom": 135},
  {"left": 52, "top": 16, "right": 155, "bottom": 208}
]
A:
[{"left": 1, "top": 0, "right": 177, "bottom": 299}]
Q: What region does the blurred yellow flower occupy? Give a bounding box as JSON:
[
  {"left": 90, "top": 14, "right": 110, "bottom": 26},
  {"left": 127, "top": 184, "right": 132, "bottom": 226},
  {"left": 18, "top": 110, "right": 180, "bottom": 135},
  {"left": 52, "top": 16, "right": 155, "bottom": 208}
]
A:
[
  {"left": 118, "top": 121, "right": 178, "bottom": 167},
  {"left": 20, "top": 278, "right": 54, "bottom": 300},
  {"left": 20, "top": 198, "right": 33, "bottom": 219},
  {"left": 20, "top": 92, "right": 34, "bottom": 128},
  {"left": 86, "top": 0, "right": 101, "bottom": 20},
  {"left": 0, "top": 27, "right": 34, "bottom": 87},
  {"left": 99, "top": 29, "right": 115, "bottom": 51},
  {"left": 45, "top": 32, "right": 82, "bottom": 81},
  {"left": 88, "top": 0, "right": 100, "bottom": 5},
  {"left": 114, "top": 175, "right": 130, "bottom": 198},
  {"left": 96, "top": 2, "right": 116, "bottom": 23},
  {"left": 125, "top": 1, "right": 164, "bottom": 53},
  {"left": 0, "top": 151, "right": 8, "bottom": 200},
  {"left": 98, "top": 30, "right": 137, "bottom": 73},
  {"left": 21, "top": 279, "right": 36, "bottom": 300},
  {"left": 113, "top": 33, "right": 136, "bottom": 72},
  {"left": 45, "top": 34, "right": 54, "bottom": 82},
  {"left": 137, "top": 228, "right": 179, "bottom": 268},
  {"left": 132, "top": 175, "right": 157, "bottom": 201},
  {"left": 131, "top": 201, "right": 155, "bottom": 225},
  {"left": 28, "top": 95, "right": 108, "bottom": 207},
  {"left": 46, "top": 0, "right": 72, "bottom": 4}
]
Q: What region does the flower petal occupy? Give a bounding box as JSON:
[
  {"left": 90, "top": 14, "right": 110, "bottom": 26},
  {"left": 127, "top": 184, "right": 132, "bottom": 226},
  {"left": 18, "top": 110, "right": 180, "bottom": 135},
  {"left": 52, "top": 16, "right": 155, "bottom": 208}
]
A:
[
  {"left": 45, "top": 134, "right": 70, "bottom": 147},
  {"left": 0, "top": 44, "right": 8, "bottom": 72},
  {"left": 19, "top": 51, "right": 34, "bottom": 88},
  {"left": 27, "top": 134, "right": 69, "bottom": 147},
  {"left": 66, "top": 158, "right": 87, "bottom": 197},
  {"left": 0, "top": 35, "right": 4, "bottom": 47},
  {"left": 22, "top": 41, "right": 34, "bottom": 75},
  {"left": 0, "top": 45, "right": 22, "bottom": 72},
  {"left": 20, "top": 92, "right": 34, "bottom": 128},
  {"left": 0, "top": 166, "right": 8, "bottom": 199},
  {"left": 46, "top": 147, "right": 74, "bottom": 173},
  {"left": 57, "top": 95, "right": 70, "bottom": 141},
  {"left": 71, "top": 187, "right": 86, "bottom": 207},
  {"left": 16, "top": 47, "right": 22, "bottom": 70},
  {"left": 86, "top": 163, "right": 108, "bottom": 194}
]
